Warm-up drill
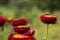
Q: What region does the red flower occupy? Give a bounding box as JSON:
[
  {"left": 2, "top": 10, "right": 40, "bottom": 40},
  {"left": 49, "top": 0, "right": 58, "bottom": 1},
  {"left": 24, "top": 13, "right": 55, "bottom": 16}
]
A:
[
  {"left": 8, "top": 34, "right": 36, "bottom": 40},
  {"left": 40, "top": 13, "right": 57, "bottom": 24},
  {"left": 14, "top": 25, "right": 30, "bottom": 34},
  {"left": 11, "top": 18, "right": 27, "bottom": 26},
  {"left": 0, "top": 16, "right": 6, "bottom": 26}
]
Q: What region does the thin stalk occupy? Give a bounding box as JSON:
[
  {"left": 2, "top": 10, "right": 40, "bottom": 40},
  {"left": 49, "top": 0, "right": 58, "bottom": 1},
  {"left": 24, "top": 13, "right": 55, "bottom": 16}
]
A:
[
  {"left": 46, "top": 24, "right": 49, "bottom": 40},
  {"left": 2, "top": 26, "right": 4, "bottom": 32}
]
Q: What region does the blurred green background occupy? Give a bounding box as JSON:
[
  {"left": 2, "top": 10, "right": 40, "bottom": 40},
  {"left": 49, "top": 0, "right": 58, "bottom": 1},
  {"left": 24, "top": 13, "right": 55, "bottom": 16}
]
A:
[{"left": 0, "top": 0, "right": 60, "bottom": 40}]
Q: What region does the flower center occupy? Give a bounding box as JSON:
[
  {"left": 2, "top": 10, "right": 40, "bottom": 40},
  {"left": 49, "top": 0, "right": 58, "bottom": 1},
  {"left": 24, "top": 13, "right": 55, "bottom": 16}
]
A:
[
  {"left": 45, "top": 15, "right": 52, "bottom": 18},
  {"left": 18, "top": 25, "right": 26, "bottom": 28},
  {"left": 7, "top": 17, "right": 12, "bottom": 21},
  {"left": 14, "top": 34, "right": 23, "bottom": 38},
  {"left": 13, "top": 34, "right": 28, "bottom": 38}
]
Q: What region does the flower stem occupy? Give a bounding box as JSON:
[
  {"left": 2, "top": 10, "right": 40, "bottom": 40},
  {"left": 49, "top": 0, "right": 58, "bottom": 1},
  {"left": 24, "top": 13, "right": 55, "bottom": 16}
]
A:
[
  {"left": 2, "top": 26, "right": 4, "bottom": 32},
  {"left": 46, "top": 24, "right": 49, "bottom": 40}
]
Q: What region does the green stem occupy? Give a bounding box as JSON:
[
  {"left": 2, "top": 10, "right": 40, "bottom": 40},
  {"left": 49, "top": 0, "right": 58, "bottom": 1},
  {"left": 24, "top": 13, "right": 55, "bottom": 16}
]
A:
[
  {"left": 2, "top": 26, "right": 4, "bottom": 32},
  {"left": 46, "top": 24, "right": 49, "bottom": 40}
]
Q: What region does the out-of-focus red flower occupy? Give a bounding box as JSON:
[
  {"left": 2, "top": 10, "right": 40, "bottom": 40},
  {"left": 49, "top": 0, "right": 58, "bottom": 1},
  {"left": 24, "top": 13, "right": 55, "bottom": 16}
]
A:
[
  {"left": 14, "top": 25, "right": 30, "bottom": 34},
  {"left": 8, "top": 34, "right": 36, "bottom": 40},
  {"left": 11, "top": 18, "right": 27, "bottom": 26},
  {"left": 6, "top": 17, "right": 13, "bottom": 22},
  {"left": 24, "top": 29, "right": 35, "bottom": 36},
  {"left": 0, "top": 16, "right": 6, "bottom": 26},
  {"left": 40, "top": 13, "right": 57, "bottom": 24}
]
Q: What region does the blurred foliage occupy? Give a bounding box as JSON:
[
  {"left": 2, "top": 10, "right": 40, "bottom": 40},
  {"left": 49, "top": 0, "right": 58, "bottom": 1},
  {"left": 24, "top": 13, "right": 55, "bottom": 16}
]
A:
[{"left": 0, "top": 0, "right": 60, "bottom": 12}]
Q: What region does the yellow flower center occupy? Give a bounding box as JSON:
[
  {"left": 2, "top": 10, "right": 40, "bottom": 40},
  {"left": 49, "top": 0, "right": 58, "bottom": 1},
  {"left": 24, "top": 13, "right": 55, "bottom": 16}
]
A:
[
  {"left": 14, "top": 34, "right": 23, "bottom": 38},
  {"left": 45, "top": 15, "right": 52, "bottom": 18},
  {"left": 13, "top": 34, "right": 28, "bottom": 38},
  {"left": 18, "top": 25, "right": 26, "bottom": 28},
  {"left": 7, "top": 17, "right": 12, "bottom": 21}
]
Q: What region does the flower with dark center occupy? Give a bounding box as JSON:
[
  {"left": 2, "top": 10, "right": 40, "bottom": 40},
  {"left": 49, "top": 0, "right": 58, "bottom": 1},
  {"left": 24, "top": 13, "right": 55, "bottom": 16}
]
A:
[
  {"left": 40, "top": 13, "right": 57, "bottom": 24},
  {"left": 14, "top": 25, "right": 30, "bottom": 34},
  {"left": 8, "top": 34, "right": 36, "bottom": 40},
  {"left": 11, "top": 18, "right": 27, "bottom": 26}
]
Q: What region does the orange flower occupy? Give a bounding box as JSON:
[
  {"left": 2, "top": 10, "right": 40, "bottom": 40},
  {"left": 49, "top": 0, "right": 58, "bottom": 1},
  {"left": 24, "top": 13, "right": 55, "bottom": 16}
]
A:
[{"left": 7, "top": 17, "right": 13, "bottom": 22}]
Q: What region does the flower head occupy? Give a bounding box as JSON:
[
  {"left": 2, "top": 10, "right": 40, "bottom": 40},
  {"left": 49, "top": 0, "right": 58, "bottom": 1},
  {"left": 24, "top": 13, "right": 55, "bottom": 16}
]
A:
[
  {"left": 11, "top": 18, "right": 27, "bottom": 26},
  {"left": 0, "top": 16, "right": 6, "bottom": 26},
  {"left": 6, "top": 17, "right": 13, "bottom": 22},
  {"left": 40, "top": 13, "right": 57, "bottom": 24},
  {"left": 14, "top": 25, "right": 30, "bottom": 34},
  {"left": 8, "top": 34, "right": 36, "bottom": 40}
]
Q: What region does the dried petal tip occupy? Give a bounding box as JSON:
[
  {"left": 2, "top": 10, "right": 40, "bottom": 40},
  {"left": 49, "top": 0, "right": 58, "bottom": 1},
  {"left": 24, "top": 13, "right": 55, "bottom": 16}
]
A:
[{"left": 24, "top": 29, "right": 35, "bottom": 36}]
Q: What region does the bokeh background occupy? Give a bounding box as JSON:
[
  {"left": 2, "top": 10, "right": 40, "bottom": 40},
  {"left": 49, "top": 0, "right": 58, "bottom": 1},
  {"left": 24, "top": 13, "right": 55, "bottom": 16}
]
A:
[{"left": 0, "top": 0, "right": 60, "bottom": 40}]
